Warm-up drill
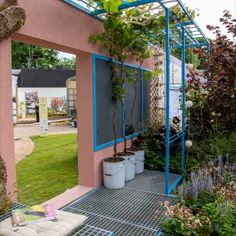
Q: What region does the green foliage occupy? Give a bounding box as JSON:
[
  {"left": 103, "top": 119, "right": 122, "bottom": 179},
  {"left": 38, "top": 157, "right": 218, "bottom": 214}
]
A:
[
  {"left": 12, "top": 42, "right": 60, "bottom": 69},
  {"left": 162, "top": 217, "right": 192, "bottom": 236},
  {"left": 59, "top": 57, "right": 76, "bottom": 70},
  {"left": 195, "top": 11, "right": 236, "bottom": 132},
  {"left": 185, "top": 132, "right": 236, "bottom": 174},
  {"left": 12, "top": 42, "right": 76, "bottom": 69},
  {"left": 90, "top": 0, "right": 134, "bottom": 13},
  {"left": 0, "top": 155, "right": 11, "bottom": 214},
  {"left": 202, "top": 202, "right": 236, "bottom": 236},
  {"left": 16, "top": 134, "right": 78, "bottom": 205}
]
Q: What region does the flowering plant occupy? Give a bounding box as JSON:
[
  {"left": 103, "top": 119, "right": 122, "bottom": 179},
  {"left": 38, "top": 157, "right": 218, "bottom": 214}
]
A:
[{"left": 162, "top": 201, "right": 212, "bottom": 236}]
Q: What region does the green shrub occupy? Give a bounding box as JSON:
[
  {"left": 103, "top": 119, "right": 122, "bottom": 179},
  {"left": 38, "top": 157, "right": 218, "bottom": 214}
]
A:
[{"left": 0, "top": 156, "right": 11, "bottom": 214}]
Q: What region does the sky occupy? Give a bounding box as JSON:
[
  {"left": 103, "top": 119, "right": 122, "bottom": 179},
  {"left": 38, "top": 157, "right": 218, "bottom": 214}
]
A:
[{"left": 181, "top": 0, "right": 236, "bottom": 39}]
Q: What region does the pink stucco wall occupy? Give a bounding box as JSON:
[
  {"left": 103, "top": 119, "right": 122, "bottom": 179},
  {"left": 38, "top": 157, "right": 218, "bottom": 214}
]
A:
[
  {"left": 0, "top": 39, "right": 17, "bottom": 201},
  {"left": 0, "top": 0, "right": 153, "bottom": 199}
]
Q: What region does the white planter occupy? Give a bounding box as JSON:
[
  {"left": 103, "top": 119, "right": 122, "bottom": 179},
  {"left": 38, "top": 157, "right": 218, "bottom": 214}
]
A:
[
  {"left": 103, "top": 157, "right": 125, "bottom": 189},
  {"left": 134, "top": 150, "right": 145, "bottom": 174},
  {"left": 123, "top": 153, "right": 136, "bottom": 181}
]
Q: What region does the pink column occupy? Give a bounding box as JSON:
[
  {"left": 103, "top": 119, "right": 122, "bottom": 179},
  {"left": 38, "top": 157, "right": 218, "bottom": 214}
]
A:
[
  {"left": 0, "top": 39, "right": 17, "bottom": 200},
  {"left": 76, "top": 52, "right": 96, "bottom": 187}
]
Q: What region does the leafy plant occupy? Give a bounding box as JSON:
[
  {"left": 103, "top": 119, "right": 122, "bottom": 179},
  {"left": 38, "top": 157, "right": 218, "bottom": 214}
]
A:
[
  {"left": 195, "top": 11, "right": 236, "bottom": 132},
  {"left": 202, "top": 201, "right": 236, "bottom": 236},
  {"left": 162, "top": 202, "right": 212, "bottom": 236},
  {"left": 0, "top": 155, "right": 11, "bottom": 214}
]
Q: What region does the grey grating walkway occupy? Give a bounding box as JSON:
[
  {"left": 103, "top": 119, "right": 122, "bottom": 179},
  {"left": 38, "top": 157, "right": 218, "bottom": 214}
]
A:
[
  {"left": 0, "top": 171, "right": 178, "bottom": 235},
  {"left": 0, "top": 203, "right": 26, "bottom": 222},
  {"left": 62, "top": 170, "right": 179, "bottom": 236}
]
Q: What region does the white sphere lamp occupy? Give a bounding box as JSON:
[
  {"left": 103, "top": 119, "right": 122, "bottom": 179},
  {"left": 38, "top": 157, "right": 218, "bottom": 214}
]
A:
[
  {"left": 185, "top": 140, "right": 193, "bottom": 147},
  {"left": 186, "top": 100, "right": 193, "bottom": 108}
]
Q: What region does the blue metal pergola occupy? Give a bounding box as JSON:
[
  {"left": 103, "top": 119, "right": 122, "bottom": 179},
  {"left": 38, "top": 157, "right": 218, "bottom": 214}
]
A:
[{"left": 64, "top": 0, "right": 210, "bottom": 195}]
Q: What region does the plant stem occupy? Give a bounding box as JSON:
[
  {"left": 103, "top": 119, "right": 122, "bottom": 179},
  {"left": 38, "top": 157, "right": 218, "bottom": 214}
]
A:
[
  {"left": 112, "top": 99, "right": 118, "bottom": 158},
  {"left": 130, "top": 81, "right": 137, "bottom": 150},
  {"left": 121, "top": 62, "right": 127, "bottom": 154}
]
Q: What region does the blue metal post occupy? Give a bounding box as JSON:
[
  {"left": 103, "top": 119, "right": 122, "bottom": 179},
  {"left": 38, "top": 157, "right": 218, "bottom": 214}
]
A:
[
  {"left": 181, "top": 26, "right": 186, "bottom": 174},
  {"left": 141, "top": 70, "right": 144, "bottom": 130},
  {"left": 165, "top": 9, "right": 171, "bottom": 195}
]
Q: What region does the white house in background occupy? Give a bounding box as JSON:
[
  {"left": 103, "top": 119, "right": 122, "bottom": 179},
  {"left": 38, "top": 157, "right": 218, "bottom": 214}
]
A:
[{"left": 13, "top": 69, "right": 76, "bottom": 118}]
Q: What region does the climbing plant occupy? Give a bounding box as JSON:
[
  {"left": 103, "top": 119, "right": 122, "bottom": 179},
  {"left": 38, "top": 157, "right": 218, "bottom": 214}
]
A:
[
  {"left": 89, "top": 3, "right": 164, "bottom": 158},
  {"left": 89, "top": 1, "right": 198, "bottom": 158},
  {"left": 0, "top": 0, "right": 26, "bottom": 42}
]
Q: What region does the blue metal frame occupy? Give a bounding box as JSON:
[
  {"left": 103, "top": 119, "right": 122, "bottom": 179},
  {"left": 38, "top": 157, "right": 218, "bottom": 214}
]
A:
[
  {"left": 92, "top": 54, "right": 150, "bottom": 152},
  {"left": 65, "top": 0, "right": 210, "bottom": 195},
  {"left": 181, "top": 26, "right": 186, "bottom": 175},
  {"left": 164, "top": 8, "right": 171, "bottom": 195}
]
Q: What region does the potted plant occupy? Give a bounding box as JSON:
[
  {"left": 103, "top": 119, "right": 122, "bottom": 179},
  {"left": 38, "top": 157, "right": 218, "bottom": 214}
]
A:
[
  {"left": 89, "top": 6, "right": 140, "bottom": 188},
  {"left": 89, "top": 0, "right": 163, "bottom": 186}
]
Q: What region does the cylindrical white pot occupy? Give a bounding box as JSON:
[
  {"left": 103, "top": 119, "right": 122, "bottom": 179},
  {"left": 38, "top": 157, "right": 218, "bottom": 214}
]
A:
[
  {"left": 103, "top": 157, "right": 125, "bottom": 189},
  {"left": 123, "top": 154, "right": 136, "bottom": 181},
  {"left": 134, "top": 150, "right": 145, "bottom": 174}
]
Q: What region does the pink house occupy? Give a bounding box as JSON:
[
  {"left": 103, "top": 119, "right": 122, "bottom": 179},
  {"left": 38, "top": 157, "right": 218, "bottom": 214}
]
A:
[{"left": 0, "top": 0, "right": 153, "bottom": 204}]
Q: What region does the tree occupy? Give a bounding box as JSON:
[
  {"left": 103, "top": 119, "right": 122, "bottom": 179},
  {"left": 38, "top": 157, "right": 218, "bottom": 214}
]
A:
[
  {"left": 12, "top": 42, "right": 60, "bottom": 69},
  {"left": 205, "top": 11, "right": 236, "bottom": 131},
  {"left": 59, "top": 57, "right": 76, "bottom": 70},
  {"left": 191, "top": 11, "right": 236, "bottom": 135},
  {"left": 12, "top": 42, "right": 76, "bottom": 69}
]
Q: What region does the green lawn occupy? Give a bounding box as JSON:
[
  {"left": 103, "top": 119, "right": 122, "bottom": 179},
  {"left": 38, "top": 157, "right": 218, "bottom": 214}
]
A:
[{"left": 16, "top": 134, "right": 78, "bottom": 206}]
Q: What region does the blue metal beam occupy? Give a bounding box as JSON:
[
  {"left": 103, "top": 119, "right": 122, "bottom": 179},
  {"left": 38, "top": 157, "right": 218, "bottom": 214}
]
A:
[
  {"left": 175, "top": 0, "right": 209, "bottom": 44},
  {"left": 172, "top": 42, "right": 209, "bottom": 49},
  {"left": 165, "top": 8, "right": 171, "bottom": 196},
  {"left": 64, "top": 0, "right": 93, "bottom": 14},
  {"left": 168, "top": 175, "right": 183, "bottom": 195},
  {"left": 94, "top": 0, "right": 160, "bottom": 15}
]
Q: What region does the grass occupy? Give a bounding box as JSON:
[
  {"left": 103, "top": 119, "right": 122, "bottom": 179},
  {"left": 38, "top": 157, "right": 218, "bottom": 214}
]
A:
[{"left": 16, "top": 134, "right": 78, "bottom": 206}]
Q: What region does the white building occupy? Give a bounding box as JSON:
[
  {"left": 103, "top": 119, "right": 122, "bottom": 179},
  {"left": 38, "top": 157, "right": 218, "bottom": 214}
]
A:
[{"left": 13, "top": 69, "right": 76, "bottom": 118}]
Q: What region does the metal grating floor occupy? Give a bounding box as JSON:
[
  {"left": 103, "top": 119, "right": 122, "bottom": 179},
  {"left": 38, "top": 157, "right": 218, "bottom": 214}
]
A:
[
  {"left": 0, "top": 203, "right": 26, "bottom": 222},
  {"left": 0, "top": 171, "right": 179, "bottom": 235},
  {"left": 125, "top": 170, "right": 180, "bottom": 194},
  {"left": 73, "top": 225, "right": 113, "bottom": 236},
  {"left": 62, "top": 170, "right": 179, "bottom": 235}
]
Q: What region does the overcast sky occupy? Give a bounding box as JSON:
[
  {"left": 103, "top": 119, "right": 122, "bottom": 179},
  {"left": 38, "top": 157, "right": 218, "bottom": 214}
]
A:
[{"left": 182, "top": 0, "right": 236, "bottom": 39}]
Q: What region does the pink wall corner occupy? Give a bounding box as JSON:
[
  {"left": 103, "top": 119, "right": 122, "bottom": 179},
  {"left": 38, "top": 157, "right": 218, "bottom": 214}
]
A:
[
  {"left": 0, "top": 39, "right": 17, "bottom": 201},
  {"left": 76, "top": 52, "right": 96, "bottom": 187}
]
